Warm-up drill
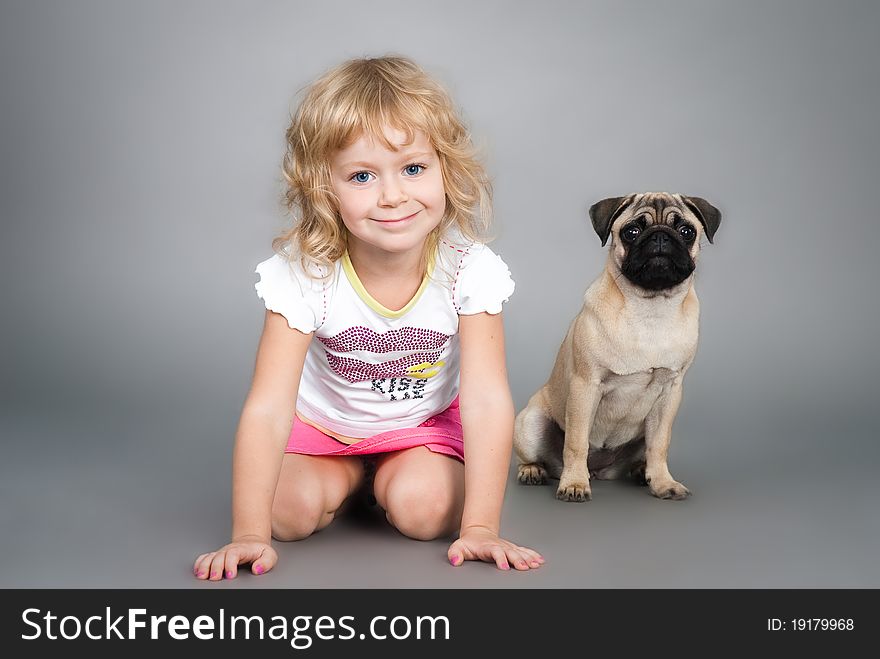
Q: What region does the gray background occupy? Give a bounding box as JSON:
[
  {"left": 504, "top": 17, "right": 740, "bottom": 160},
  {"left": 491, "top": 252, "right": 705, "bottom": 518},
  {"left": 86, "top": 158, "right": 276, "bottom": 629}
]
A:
[{"left": 2, "top": 0, "right": 878, "bottom": 588}]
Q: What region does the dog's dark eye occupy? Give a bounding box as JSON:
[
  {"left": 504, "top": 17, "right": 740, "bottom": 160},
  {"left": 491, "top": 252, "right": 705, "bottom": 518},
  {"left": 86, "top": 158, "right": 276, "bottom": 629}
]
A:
[
  {"left": 621, "top": 224, "right": 641, "bottom": 243},
  {"left": 679, "top": 225, "right": 696, "bottom": 242}
]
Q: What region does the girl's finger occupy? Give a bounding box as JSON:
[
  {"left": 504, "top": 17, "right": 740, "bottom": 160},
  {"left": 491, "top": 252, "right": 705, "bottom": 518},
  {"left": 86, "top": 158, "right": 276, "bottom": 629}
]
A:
[
  {"left": 447, "top": 541, "right": 465, "bottom": 566},
  {"left": 194, "top": 553, "right": 215, "bottom": 579},
  {"left": 208, "top": 553, "right": 227, "bottom": 581},
  {"left": 517, "top": 547, "right": 545, "bottom": 567},
  {"left": 224, "top": 549, "right": 243, "bottom": 580},
  {"left": 489, "top": 546, "right": 509, "bottom": 571},
  {"left": 497, "top": 546, "right": 529, "bottom": 571},
  {"left": 251, "top": 546, "right": 276, "bottom": 576}
]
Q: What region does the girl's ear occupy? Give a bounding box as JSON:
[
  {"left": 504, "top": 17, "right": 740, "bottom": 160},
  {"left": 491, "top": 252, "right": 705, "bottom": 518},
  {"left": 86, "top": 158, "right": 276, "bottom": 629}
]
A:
[{"left": 588, "top": 196, "right": 633, "bottom": 246}]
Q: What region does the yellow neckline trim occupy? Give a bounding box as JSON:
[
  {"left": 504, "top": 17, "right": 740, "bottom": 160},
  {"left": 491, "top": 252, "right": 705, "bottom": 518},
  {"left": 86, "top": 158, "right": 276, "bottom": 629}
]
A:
[{"left": 342, "top": 250, "right": 435, "bottom": 319}]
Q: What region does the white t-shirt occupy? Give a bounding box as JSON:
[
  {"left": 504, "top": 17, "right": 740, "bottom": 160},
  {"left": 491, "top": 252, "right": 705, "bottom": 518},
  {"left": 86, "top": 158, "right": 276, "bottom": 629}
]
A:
[{"left": 253, "top": 235, "right": 515, "bottom": 438}]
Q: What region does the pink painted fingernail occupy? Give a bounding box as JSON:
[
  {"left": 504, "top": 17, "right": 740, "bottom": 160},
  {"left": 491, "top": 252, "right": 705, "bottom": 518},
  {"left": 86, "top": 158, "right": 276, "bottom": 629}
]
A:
[
  {"left": 254, "top": 565, "right": 264, "bottom": 575},
  {"left": 226, "top": 570, "right": 234, "bottom": 579}
]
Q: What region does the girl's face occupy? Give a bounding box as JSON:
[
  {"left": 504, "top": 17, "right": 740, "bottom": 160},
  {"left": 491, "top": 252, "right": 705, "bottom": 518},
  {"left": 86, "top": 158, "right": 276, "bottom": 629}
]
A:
[{"left": 330, "top": 126, "right": 446, "bottom": 262}]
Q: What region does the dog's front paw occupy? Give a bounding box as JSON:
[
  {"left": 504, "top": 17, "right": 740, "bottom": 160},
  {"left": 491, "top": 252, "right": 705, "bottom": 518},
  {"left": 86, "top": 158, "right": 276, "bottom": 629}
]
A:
[
  {"left": 648, "top": 479, "right": 690, "bottom": 500},
  {"left": 517, "top": 463, "right": 548, "bottom": 485},
  {"left": 556, "top": 481, "right": 592, "bottom": 502}
]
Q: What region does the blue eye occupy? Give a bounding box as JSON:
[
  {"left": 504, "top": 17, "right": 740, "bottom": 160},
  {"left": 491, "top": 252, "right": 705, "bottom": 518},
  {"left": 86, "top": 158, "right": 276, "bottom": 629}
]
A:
[
  {"left": 404, "top": 164, "right": 425, "bottom": 176},
  {"left": 350, "top": 171, "right": 372, "bottom": 184}
]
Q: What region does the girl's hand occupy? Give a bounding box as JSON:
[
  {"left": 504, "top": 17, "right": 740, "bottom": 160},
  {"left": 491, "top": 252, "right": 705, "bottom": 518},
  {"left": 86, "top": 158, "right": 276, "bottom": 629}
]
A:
[
  {"left": 447, "top": 526, "right": 544, "bottom": 571},
  {"left": 193, "top": 536, "right": 278, "bottom": 581}
]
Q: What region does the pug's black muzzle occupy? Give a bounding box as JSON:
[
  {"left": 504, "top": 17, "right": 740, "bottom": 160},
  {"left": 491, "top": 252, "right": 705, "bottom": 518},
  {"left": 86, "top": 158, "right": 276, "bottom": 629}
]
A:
[{"left": 621, "top": 226, "right": 695, "bottom": 291}]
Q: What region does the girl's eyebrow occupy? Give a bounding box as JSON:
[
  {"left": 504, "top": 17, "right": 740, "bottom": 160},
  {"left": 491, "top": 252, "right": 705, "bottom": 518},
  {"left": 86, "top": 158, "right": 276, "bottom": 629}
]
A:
[
  {"left": 338, "top": 151, "right": 435, "bottom": 170},
  {"left": 397, "top": 150, "right": 434, "bottom": 162}
]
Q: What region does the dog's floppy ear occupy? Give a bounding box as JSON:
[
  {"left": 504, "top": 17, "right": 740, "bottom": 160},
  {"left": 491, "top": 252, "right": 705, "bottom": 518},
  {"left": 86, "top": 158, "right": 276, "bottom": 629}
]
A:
[
  {"left": 589, "top": 196, "right": 632, "bottom": 246},
  {"left": 682, "top": 196, "right": 721, "bottom": 244}
]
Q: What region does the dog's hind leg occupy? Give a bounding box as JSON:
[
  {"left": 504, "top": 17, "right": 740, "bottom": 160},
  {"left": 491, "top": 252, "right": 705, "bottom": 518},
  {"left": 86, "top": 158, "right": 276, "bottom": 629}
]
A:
[
  {"left": 590, "top": 437, "right": 647, "bottom": 482},
  {"left": 514, "top": 392, "right": 564, "bottom": 485}
]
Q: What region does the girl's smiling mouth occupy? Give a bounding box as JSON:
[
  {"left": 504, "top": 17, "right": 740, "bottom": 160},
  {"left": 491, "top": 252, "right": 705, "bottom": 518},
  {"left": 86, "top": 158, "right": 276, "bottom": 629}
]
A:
[{"left": 371, "top": 210, "right": 420, "bottom": 224}]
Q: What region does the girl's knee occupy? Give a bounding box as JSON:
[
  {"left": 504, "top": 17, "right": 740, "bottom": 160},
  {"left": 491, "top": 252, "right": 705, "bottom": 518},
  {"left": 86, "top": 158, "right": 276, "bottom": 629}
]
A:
[
  {"left": 271, "top": 488, "right": 327, "bottom": 541},
  {"left": 383, "top": 478, "right": 462, "bottom": 541},
  {"left": 272, "top": 456, "right": 363, "bottom": 541},
  {"left": 272, "top": 482, "right": 350, "bottom": 541}
]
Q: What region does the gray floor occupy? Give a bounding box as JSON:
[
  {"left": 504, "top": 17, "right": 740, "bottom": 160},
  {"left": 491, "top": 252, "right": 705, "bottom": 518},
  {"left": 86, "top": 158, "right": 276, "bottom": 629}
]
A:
[
  {"left": 3, "top": 389, "right": 877, "bottom": 589},
  {"left": 3, "top": 0, "right": 879, "bottom": 591}
]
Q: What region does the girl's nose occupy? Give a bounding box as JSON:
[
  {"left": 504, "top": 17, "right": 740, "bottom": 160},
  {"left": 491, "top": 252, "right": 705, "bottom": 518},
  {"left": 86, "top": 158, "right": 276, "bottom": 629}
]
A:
[{"left": 379, "top": 180, "right": 408, "bottom": 207}]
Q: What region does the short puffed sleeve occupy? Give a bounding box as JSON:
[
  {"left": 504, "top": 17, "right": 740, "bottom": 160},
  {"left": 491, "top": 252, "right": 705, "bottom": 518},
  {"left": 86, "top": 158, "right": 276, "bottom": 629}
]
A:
[
  {"left": 254, "top": 254, "right": 324, "bottom": 333},
  {"left": 455, "top": 244, "right": 515, "bottom": 315}
]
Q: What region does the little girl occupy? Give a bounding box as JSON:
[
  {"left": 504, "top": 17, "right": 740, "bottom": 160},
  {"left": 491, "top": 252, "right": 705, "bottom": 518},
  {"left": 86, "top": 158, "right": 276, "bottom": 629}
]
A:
[{"left": 194, "top": 56, "right": 543, "bottom": 580}]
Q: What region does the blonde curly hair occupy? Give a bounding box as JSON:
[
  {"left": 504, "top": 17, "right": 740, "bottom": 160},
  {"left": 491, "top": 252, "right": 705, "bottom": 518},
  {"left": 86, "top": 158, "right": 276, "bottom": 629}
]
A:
[{"left": 274, "top": 56, "right": 493, "bottom": 276}]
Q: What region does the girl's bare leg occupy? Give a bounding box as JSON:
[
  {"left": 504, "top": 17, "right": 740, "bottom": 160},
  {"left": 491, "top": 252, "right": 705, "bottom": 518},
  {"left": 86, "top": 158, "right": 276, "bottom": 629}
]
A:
[
  {"left": 372, "top": 447, "right": 464, "bottom": 541},
  {"left": 271, "top": 454, "right": 364, "bottom": 541}
]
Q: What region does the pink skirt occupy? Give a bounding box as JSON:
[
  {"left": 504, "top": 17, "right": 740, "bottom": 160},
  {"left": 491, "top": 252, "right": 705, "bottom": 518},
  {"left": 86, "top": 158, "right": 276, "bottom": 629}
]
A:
[{"left": 285, "top": 397, "right": 464, "bottom": 462}]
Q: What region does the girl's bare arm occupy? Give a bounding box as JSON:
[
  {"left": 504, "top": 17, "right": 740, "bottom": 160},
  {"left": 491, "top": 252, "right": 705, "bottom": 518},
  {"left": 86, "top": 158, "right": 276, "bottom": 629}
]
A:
[
  {"left": 451, "top": 311, "right": 544, "bottom": 571},
  {"left": 194, "top": 309, "right": 312, "bottom": 580}
]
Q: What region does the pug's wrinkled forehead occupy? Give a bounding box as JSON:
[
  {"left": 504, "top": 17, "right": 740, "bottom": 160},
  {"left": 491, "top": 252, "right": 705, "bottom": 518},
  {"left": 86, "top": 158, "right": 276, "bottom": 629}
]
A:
[
  {"left": 589, "top": 192, "right": 721, "bottom": 246},
  {"left": 625, "top": 192, "right": 691, "bottom": 226}
]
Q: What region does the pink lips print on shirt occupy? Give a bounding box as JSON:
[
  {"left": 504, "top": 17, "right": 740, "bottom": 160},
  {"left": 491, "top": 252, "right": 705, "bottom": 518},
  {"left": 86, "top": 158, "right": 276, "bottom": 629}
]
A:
[{"left": 317, "top": 326, "right": 452, "bottom": 383}]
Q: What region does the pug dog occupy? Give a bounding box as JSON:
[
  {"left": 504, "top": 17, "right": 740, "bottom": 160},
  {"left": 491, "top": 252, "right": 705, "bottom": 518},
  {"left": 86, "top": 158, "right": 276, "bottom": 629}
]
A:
[{"left": 513, "top": 192, "right": 721, "bottom": 501}]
